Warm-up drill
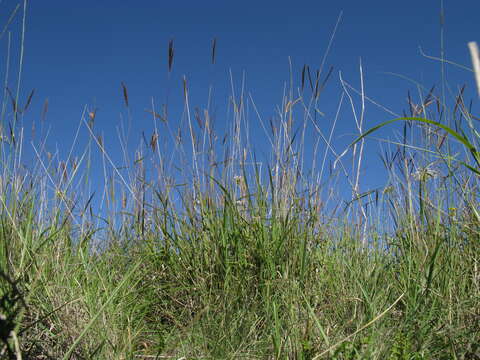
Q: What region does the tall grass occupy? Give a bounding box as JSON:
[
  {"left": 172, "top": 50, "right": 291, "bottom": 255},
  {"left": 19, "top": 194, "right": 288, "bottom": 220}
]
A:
[{"left": 1, "top": 3, "right": 479, "bottom": 359}]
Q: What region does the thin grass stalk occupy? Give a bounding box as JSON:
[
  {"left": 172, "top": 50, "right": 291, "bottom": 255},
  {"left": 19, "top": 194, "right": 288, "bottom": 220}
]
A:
[
  {"left": 11, "top": 0, "right": 27, "bottom": 138},
  {"left": 468, "top": 41, "right": 480, "bottom": 97}
]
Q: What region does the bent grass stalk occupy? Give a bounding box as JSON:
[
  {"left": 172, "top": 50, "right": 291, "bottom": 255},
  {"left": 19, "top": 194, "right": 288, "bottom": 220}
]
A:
[
  {"left": 312, "top": 293, "right": 405, "bottom": 359},
  {"left": 349, "top": 115, "right": 480, "bottom": 223}
]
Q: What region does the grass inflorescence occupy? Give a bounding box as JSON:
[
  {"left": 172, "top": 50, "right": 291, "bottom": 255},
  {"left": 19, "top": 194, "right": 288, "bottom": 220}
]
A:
[{"left": 1, "top": 3, "right": 480, "bottom": 359}]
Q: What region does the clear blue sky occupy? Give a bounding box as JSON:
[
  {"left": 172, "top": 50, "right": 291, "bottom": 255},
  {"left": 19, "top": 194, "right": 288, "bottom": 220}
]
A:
[{"left": 2, "top": 0, "right": 479, "bottom": 217}]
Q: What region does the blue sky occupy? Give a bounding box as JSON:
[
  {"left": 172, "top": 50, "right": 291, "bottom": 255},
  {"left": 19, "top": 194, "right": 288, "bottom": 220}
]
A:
[{"left": 1, "top": 0, "right": 479, "bottom": 218}]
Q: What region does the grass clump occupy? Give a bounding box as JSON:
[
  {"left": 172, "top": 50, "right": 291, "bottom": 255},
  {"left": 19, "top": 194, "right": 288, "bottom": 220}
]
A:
[{"left": 1, "top": 3, "right": 480, "bottom": 359}]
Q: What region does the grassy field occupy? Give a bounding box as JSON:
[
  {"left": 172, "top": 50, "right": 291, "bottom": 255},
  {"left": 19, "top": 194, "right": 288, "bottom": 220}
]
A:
[{"left": 1, "top": 5, "right": 480, "bottom": 360}]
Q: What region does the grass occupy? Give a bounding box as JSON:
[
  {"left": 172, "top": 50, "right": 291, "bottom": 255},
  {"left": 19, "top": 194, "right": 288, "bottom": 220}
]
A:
[{"left": 1, "top": 3, "right": 480, "bottom": 359}]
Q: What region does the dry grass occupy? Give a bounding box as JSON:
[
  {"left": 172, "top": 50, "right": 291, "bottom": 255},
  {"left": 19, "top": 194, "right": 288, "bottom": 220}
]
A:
[{"left": 1, "top": 3, "right": 479, "bottom": 359}]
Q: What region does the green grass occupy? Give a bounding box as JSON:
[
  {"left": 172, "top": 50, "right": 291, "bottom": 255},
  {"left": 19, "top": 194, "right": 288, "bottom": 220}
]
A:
[{"left": 1, "top": 3, "right": 480, "bottom": 359}]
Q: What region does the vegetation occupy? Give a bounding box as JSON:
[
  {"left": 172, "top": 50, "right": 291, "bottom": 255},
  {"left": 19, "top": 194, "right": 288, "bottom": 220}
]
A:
[{"left": 1, "top": 3, "right": 479, "bottom": 359}]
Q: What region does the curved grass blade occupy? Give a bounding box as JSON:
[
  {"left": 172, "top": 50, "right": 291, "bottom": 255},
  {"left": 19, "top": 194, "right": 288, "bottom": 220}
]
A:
[{"left": 350, "top": 116, "right": 480, "bottom": 174}]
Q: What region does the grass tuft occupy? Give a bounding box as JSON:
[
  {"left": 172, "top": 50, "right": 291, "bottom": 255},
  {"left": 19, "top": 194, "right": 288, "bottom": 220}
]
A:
[{"left": 1, "top": 3, "right": 479, "bottom": 359}]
